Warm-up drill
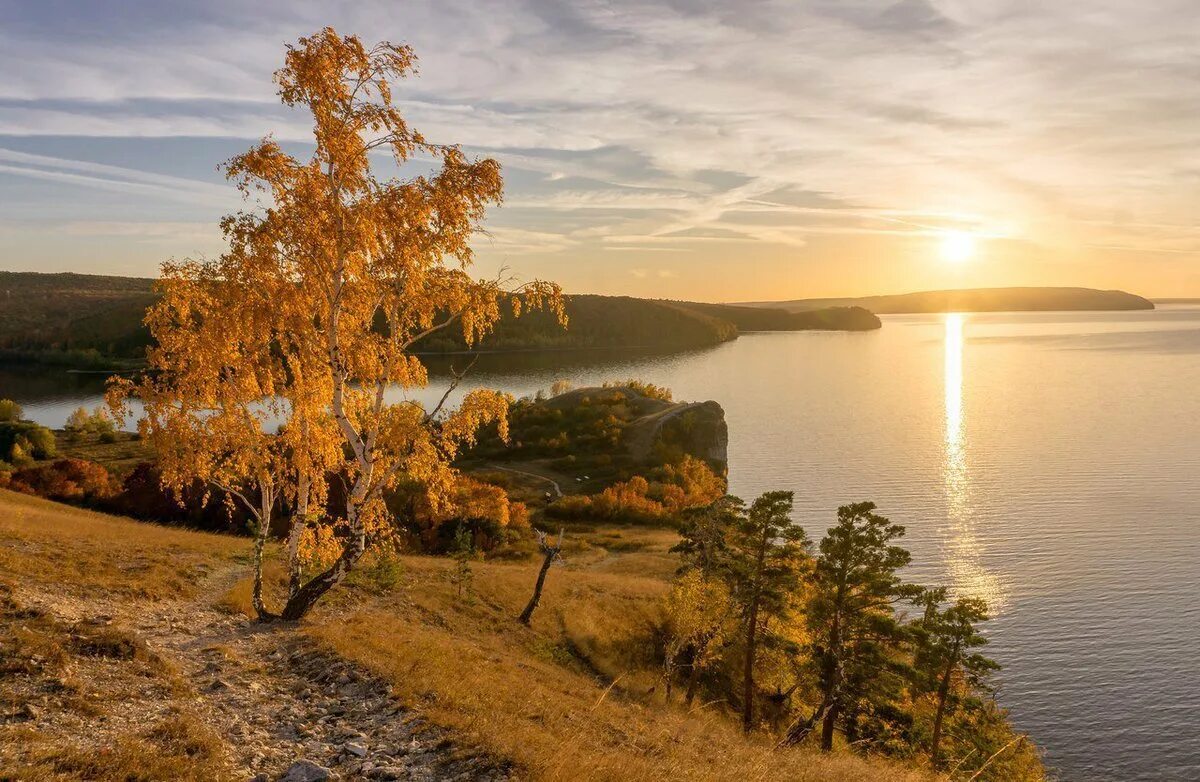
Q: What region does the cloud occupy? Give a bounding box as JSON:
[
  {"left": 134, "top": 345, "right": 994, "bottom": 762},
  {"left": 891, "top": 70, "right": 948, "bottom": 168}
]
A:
[
  {"left": 3, "top": 0, "right": 1200, "bottom": 292},
  {"left": 0, "top": 147, "right": 234, "bottom": 207},
  {"left": 62, "top": 221, "right": 222, "bottom": 242}
]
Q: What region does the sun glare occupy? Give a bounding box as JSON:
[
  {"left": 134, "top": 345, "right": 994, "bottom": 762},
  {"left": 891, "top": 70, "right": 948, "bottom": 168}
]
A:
[{"left": 940, "top": 231, "right": 976, "bottom": 263}]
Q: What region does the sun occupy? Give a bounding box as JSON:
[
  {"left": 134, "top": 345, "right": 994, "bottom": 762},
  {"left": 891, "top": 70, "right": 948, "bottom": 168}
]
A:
[{"left": 940, "top": 231, "right": 976, "bottom": 263}]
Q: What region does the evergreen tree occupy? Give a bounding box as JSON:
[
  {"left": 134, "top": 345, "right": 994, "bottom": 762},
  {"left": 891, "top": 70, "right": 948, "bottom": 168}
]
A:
[
  {"left": 787, "top": 501, "right": 920, "bottom": 750},
  {"left": 724, "top": 490, "right": 809, "bottom": 733},
  {"left": 911, "top": 587, "right": 998, "bottom": 767},
  {"left": 671, "top": 495, "right": 744, "bottom": 577}
]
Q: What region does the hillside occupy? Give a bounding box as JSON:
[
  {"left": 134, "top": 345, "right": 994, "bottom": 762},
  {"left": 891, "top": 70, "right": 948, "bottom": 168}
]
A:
[
  {"left": 0, "top": 272, "right": 155, "bottom": 364},
  {"left": 0, "top": 272, "right": 881, "bottom": 366},
  {"left": 739, "top": 286, "right": 1154, "bottom": 314},
  {"left": 418, "top": 294, "right": 739, "bottom": 352},
  {"left": 0, "top": 489, "right": 940, "bottom": 782},
  {"left": 666, "top": 300, "right": 881, "bottom": 331}
]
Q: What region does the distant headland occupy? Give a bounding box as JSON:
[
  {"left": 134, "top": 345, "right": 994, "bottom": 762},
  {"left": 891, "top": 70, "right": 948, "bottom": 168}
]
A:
[{"left": 736, "top": 286, "right": 1155, "bottom": 314}]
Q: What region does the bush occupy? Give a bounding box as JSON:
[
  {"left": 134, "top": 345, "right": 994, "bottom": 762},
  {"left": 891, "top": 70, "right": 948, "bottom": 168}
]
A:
[
  {"left": 65, "top": 406, "right": 117, "bottom": 443},
  {"left": 9, "top": 441, "right": 34, "bottom": 468},
  {"left": 387, "top": 474, "right": 526, "bottom": 553},
  {"left": 547, "top": 456, "right": 724, "bottom": 526},
  {"left": 101, "top": 462, "right": 245, "bottom": 532},
  {"left": 604, "top": 379, "right": 672, "bottom": 402},
  {"left": 5, "top": 459, "right": 117, "bottom": 503},
  {"left": 0, "top": 399, "right": 21, "bottom": 422},
  {"left": 0, "top": 421, "right": 56, "bottom": 462}
]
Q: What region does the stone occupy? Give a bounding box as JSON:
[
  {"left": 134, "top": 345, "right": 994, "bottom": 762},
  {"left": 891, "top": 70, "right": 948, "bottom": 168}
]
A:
[
  {"left": 279, "top": 760, "right": 331, "bottom": 782},
  {"left": 366, "top": 767, "right": 408, "bottom": 781},
  {"left": 344, "top": 742, "right": 368, "bottom": 758}
]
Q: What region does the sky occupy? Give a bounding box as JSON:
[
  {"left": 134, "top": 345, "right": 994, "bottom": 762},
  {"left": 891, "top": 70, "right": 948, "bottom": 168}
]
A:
[{"left": 2, "top": 0, "right": 1199, "bottom": 301}]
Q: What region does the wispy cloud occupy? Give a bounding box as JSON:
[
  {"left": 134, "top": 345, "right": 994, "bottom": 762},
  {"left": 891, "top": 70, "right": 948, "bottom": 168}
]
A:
[
  {"left": 2, "top": 0, "right": 1199, "bottom": 295},
  {"left": 0, "top": 147, "right": 234, "bottom": 207}
]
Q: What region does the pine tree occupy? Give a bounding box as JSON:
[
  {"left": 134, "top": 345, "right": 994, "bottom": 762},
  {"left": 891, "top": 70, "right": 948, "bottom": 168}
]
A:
[
  {"left": 671, "top": 495, "right": 743, "bottom": 577},
  {"left": 787, "top": 501, "right": 920, "bottom": 750},
  {"left": 723, "top": 490, "right": 809, "bottom": 733},
  {"left": 911, "top": 587, "right": 998, "bottom": 767}
]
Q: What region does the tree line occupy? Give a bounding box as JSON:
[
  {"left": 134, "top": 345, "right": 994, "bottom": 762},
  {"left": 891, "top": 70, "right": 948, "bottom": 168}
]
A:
[{"left": 655, "top": 492, "right": 1038, "bottom": 777}]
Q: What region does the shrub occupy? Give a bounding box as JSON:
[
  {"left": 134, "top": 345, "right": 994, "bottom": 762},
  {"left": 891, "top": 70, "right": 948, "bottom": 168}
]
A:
[
  {"left": 604, "top": 379, "right": 672, "bottom": 402},
  {"left": 0, "top": 421, "right": 56, "bottom": 461},
  {"left": 387, "top": 474, "right": 525, "bottom": 553},
  {"left": 64, "top": 406, "right": 117, "bottom": 443},
  {"left": 9, "top": 441, "right": 34, "bottom": 467},
  {"left": 5, "top": 459, "right": 117, "bottom": 503},
  {"left": 101, "top": 462, "right": 246, "bottom": 532},
  {"left": 548, "top": 455, "right": 724, "bottom": 526},
  {"left": 0, "top": 399, "right": 21, "bottom": 422}
]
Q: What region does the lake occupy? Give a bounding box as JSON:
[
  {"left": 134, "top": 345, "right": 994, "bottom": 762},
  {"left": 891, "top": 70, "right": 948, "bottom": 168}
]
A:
[{"left": 4, "top": 307, "right": 1200, "bottom": 781}]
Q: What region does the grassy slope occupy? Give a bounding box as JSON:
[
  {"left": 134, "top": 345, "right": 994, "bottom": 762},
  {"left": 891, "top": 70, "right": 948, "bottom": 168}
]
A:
[
  {"left": 0, "top": 488, "right": 242, "bottom": 600},
  {"left": 739, "top": 286, "right": 1154, "bottom": 313},
  {"left": 0, "top": 490, "right": 241, "bottom": 780},
  {"left": 1, "top": 490, "right": 933, "bottom": 782}
]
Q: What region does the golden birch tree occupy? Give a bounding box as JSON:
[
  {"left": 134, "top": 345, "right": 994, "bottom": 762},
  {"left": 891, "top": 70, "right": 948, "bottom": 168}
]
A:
[{"left": 110, "top": 27, "right": 562, "bottom": 621}]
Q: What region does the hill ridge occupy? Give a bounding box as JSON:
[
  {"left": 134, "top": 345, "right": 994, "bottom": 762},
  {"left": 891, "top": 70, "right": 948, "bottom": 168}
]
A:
[{"left": 734, "top": 285, "right": 1154, "bottom": 314}]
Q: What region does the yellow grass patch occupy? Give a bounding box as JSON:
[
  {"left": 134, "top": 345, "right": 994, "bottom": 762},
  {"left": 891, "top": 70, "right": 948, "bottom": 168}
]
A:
[
  {"left": 303, "top": 529, "right": 936, "bottom": 782},
  {"left": 0, "top": 488, "right": 244, "bottom": 600}
]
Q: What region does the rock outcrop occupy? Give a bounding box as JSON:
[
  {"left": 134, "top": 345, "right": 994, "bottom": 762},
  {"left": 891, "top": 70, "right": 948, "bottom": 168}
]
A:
[{"left": 544, "top": 386, "right": 728, "bottom": 472}]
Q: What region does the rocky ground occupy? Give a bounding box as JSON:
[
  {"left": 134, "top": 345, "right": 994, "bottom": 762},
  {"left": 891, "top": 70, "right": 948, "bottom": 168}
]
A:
[{"left": 8, "top": 567, "right": 509, "bottom": 781}]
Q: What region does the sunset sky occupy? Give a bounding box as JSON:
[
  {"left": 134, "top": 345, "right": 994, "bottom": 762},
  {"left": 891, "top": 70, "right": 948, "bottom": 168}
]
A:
[{"left": 2, "top": 0, "right": 1198, "bottom": 301}]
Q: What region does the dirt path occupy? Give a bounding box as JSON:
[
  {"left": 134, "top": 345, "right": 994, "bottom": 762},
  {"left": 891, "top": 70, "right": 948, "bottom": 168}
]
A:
[
  {"left": 492, "top": 465, "right": 565, "bottom": 498},
  {"left": 13, "top": 566, "right": 507, "bottom": 782}
]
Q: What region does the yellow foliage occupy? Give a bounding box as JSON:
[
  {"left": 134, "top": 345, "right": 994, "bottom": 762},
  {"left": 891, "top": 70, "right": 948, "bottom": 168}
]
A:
[
  {"left": 107, "top": 27, "right": 564, "bottom": 617},
  {"left": 661, "top": 570, "right": 737, "bottom": 687},
  {"left": 553, "top": 455, "right": 726, "bottom": 525}
]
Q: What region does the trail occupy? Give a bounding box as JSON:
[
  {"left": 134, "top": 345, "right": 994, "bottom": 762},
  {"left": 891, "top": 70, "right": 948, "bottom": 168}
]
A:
[
  {"left": 14, "top": 563, "right": 506, "bottom": 781},
  {"left": 493, "top": 464, "right": 564, "bottom": 498}
]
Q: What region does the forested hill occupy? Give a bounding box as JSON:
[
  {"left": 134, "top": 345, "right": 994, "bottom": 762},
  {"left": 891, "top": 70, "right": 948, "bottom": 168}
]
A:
[
  {"left": 664, "top": 300, "right": 881, "bottom": 331},
  {"left": 738, "top": 286, "right": 1154, "bottom": 313},
  {"left": 0, "top": 271, "right": 881, "bottom": 366},
  {"left": 0, "top": 272, "right": 156, "bottom": 365}
]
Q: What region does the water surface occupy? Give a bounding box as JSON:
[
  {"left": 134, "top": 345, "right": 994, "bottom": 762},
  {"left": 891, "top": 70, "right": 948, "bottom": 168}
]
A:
[{"left": 5, "top": 308, "right": 1200, "bottom": 781}]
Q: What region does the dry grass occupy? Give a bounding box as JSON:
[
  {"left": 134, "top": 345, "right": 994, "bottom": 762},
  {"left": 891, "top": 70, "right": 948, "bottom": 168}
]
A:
[
  {"left": 54, "top": 430, "right": 154, "bottom": 475},
  {"left": 0, "top": 580, "right": 229, "bottom": 780},
  {"left": 298, "top": 525, "right": 936, "bottom": 782},
  {"left": 0, "top": 490, "right": 935, "bottom": 782},
  {"left": 8, "top": 712, "right": 228, "bottom": 781},
  {"left": 0, "top": 488, "right": 245, "bottom": 600}
]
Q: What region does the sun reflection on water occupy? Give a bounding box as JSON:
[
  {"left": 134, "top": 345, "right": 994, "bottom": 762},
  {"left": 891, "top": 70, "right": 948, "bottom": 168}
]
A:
[{"left": 942, "top": 313, "right": 1007, "bottom": 611}]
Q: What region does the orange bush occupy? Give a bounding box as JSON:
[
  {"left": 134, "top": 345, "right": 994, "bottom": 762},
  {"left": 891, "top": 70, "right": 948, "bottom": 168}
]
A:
[
  {"left": 549, "top": 456, "right": 725, "bottom": 525},
  {"left": 5, "top": 459, "right": 117, "bottom": 504}
]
